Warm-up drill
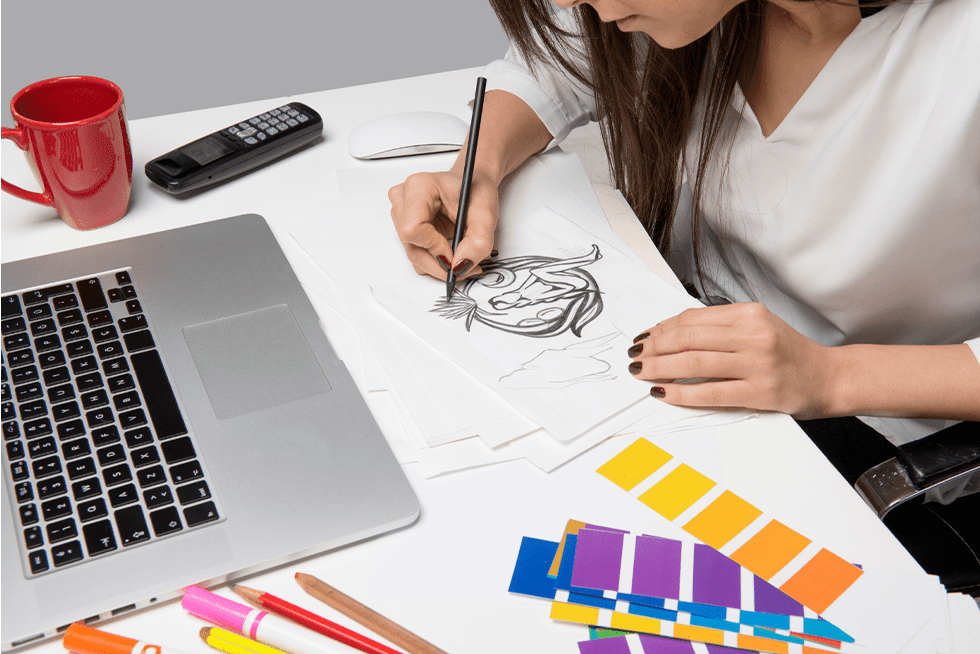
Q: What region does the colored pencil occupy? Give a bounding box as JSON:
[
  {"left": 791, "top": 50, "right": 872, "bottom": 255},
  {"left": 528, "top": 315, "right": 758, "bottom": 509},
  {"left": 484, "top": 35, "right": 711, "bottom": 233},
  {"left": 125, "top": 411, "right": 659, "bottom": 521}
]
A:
[
  {"left": 200, "top": 627, "right": 289, "bottom": 654},
  {"left": 234, "top": 585, "right": 402, "bottom": 654},
  {"left": 295, "top": 573, "right": 448, "bottom": 654}
]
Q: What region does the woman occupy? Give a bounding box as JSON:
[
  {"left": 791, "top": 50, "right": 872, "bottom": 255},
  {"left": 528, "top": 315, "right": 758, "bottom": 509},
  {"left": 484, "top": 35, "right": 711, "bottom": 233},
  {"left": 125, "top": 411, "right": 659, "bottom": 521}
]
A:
[
  {"left": 388, "top": 0, "right": 979, "bottom": 443},
  {"left": 389, "top": 0, "right": 980, "bottom": 589}
]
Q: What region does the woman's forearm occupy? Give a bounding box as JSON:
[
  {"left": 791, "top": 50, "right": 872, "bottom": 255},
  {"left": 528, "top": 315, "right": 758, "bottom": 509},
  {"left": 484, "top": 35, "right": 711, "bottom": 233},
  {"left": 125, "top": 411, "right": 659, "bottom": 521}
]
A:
[{"left": 825, "top": 343, "right": 980, "bottom": 420}]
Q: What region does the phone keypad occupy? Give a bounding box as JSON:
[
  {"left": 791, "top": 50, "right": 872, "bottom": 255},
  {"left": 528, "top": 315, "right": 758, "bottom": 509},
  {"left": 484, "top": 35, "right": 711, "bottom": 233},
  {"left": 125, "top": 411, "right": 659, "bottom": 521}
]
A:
[{"left": 225, "top": 105, "right": 312, "bottom": 145}]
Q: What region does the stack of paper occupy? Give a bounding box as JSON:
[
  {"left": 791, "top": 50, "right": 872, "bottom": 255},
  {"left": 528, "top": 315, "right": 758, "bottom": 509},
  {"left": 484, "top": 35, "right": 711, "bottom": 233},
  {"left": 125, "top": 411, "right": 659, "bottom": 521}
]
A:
[{"left": 281, "top": 150, "right": 753, "bottom": 477}]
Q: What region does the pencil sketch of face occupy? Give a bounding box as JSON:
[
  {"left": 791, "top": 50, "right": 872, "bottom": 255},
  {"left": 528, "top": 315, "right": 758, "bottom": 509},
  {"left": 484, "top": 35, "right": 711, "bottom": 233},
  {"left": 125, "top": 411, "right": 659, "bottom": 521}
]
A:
[{"left": 433, "top": 245, "right": 603, "bottom": 338}]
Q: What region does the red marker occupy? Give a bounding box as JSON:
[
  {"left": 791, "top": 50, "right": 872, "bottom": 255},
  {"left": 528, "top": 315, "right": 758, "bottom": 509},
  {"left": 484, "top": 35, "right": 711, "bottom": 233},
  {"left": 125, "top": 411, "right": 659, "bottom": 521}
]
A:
[{"left": 63, "top": 624, "right": 195, "bottom": 654}]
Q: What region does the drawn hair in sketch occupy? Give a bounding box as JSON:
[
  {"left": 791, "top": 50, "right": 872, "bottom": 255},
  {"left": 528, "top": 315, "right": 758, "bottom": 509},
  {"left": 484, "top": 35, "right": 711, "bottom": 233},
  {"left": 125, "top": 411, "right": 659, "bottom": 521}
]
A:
[{"left": 432, "top": 245, "right": 603, "bottom": 338}]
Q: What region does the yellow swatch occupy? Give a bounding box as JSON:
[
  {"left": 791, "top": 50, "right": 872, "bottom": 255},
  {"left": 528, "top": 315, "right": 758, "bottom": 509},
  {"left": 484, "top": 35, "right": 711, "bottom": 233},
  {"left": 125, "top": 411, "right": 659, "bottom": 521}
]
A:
[
  {"left": 596, "top": 438, "right": 672, "bottom": 491},
  {"left": 637, "top": 464, "right": 716, "bottom": 521},
  {"left": 683, "top": 490, "right": 763, "bottom": 549},
  {"left": 550, "top": 601, "right": 599, "bottom": 624},
  {"left": 609, "top": 612, "right": 661, "bottom": 633}
]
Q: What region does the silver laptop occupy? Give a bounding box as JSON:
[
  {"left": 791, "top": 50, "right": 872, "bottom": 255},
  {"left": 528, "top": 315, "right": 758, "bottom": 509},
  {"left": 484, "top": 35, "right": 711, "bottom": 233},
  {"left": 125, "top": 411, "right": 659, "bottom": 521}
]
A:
[{"left": 1, "top": 214, "right": 420, "bottom": 650}]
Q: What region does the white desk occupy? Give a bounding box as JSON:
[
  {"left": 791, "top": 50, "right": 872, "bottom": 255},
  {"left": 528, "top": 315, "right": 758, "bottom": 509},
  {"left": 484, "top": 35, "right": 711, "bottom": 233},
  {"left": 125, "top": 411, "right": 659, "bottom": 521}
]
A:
[{"left": 1, "top": 67, "right": 964, "bottom": 654}]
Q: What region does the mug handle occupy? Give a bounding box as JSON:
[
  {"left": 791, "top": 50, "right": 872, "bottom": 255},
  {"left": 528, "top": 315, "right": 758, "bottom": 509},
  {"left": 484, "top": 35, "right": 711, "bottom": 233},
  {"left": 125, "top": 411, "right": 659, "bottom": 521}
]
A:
[{"left": 2, "top": 126, "right": 53, "bottom": 207}]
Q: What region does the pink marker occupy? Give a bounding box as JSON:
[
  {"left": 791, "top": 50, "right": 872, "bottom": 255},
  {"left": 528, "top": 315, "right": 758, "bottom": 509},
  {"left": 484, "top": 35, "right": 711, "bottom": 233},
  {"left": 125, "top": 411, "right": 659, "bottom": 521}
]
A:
[{"left": 181, "top": 586, "right": 352, "bottom": 654}]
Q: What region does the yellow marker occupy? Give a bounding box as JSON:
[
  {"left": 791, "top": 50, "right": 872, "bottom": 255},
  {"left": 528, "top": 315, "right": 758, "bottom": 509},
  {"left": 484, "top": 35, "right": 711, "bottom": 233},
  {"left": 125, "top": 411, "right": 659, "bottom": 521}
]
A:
[{"left": 200, "top": 627, "right": 289, "bottom": 654}]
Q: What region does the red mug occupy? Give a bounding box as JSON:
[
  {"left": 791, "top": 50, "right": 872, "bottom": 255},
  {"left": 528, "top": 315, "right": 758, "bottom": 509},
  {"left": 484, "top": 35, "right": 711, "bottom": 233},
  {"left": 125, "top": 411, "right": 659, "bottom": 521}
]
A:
[{"left": 2, "top": 76, "right": 133, "bottom": 230}]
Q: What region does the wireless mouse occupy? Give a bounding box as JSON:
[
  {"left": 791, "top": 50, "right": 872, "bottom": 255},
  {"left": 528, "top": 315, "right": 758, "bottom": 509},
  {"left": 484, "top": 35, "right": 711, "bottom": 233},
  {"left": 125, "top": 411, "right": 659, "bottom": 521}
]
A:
[{"left": 347, "top": 111, "right": 468, "bottom": 160}]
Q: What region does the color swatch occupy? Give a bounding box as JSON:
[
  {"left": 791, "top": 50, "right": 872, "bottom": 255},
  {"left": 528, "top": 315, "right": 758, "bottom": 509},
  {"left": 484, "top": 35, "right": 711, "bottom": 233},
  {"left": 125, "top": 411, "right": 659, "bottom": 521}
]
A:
[{"left": 596, "top": 439, "right": 862, "bottom": 615}]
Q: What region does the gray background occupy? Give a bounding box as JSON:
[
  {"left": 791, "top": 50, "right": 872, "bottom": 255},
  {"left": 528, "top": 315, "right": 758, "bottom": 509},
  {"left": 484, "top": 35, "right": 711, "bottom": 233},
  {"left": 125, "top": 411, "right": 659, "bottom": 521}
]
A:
[{"left": 2, "top": 1, "right": 508, "bottom": 120}]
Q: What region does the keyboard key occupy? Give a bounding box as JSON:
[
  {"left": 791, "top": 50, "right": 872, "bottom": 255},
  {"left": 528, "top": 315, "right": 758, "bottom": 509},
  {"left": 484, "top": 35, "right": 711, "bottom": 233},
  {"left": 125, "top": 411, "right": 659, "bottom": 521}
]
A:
[
  {"left": 143, "top": 484, "right": 174, "bottom": 507},
  {"left": 92, "top": 325, "right": 119, "bottom": 343},
  {"left": 15, "top": 381, "right": 43, "bottom": 402},
  {"left": 2, "top": 317, "right": 26, "bottom": 334},
  {"left": 131, "top": 350, "right": 187, "bottom": 439},
  {"left": 23, "top": 417, "right": 53, "bottom": 439},
  {"left": 81, "top": 389, "right": 110, "bottom": 410},
  {"left": 66, "top": 457, "right": 97, "bottom": 481},
  {"left": 102, "top": 464, "right": 133, "bottom": 487},
  {"left": 77, "top": 278, "right": 108, "bottom": 312},
  {"left": 62, "top": 324, "right": 88, "bottom": 341},
  {"left": 52, "top": 401, "right": 81, "bottom": 422},
  {"left": 86, "top": 407, "right": 115, "bottom": 429},
  {"left": 52, "top": 294, "right": 79, "bottom": 311},
  {"left": 150, "top": 506, "right": 183, "bottom": 537},
  {"left": 33, "top": 334, "right": 61, "bottom": 352},
  {"left": 12, "top": 365, "right": 40, "bottom": 384},
  {"left": 137, "top": 465, "right": 167, "bottom": 489},
  {"left": 62, "top": 437, "right": 92, "bottom": 459},
  {"left": 78, "top": 498, "right": 108, "bottom": 522},
  {"left": 124, "top": 427, "right": 153, "bottom": 448},
  {"left": 97, "top": 444, "right": 126, "bottom": 467},
  {"left": 4, "top": 333, "right": 30, "bottom": 351},
  {"left": 6, "top": 440, "right": 25, "bottom": 460},
  {"left": 108, "top": 483, "right": 139, "bottom": 508},
  {"left": 27, "top": 436, "right": 57, "bottom": 459},
  {"left": 19, "top": 399, "right": 48, "bottom": 421},
  {"left": 169, "top": 460, "right": 203, "bottom": 484},
  {"left": 3, "top": 421, "right": 20, "bottom": 441},
  {"left": 87, "top": 310, "right": 113, "bottom": 328},
  {"left": 26, "top": 304, "right": 53, "bottom": 321},
  {"left": 2, "top": 295, "right": 23, "bottom": 318},
  {"left": 47, "top": 383, "right": 75, "bottom": 404},
  {"left": 36, "top": 475, "right": 67, "bottom": 499},
  {"left": 46, "top": 518, "right": 78, "bottom": 543},
  {"left": 24, "top": 526, "right": 44, "bottom": 549},
  {"left": 57, "top": 309, "right": 84, "bottom": 326},
  {"left": 10, "top": 460, "right": 29, "bottom": 481},
  {"left": 20, "top": 503, "right": 39, "bottom": 525},
  {"left": 97, "top": 341, "right": 125, "bottom": 360},
  {"left": 72, "top": 476, "right": 102, "bottom": 500},
  {"left": 51, "top": 540, "right": 84, "bottom": 567},
  {"left": 38, "top": 350, "right": 67, "bottom": 369},
  {"left": 67, "top": 342, "right": 95, "bottom": 359},
  {"left": 41, "top": 496, "right": 72, "bottom": 521},
  {"left": 113, "top": 391, "right": 141, "bottom": 411},
  {"left": 28, "top": 549, "right": 48, "bottom": 574},
  {"left": 130, "top": 445, "right": 161, "bottom": 468},
  {"left": 57, "top": 419, "right": 86, "bottom": 441},
  {"left": 123, "top": 330, "right": 155, "bottom": 352},
  {"left": 91, "top": 426, "right": 121, "bottom": 447},
  {"left": 161, "top": 437, "right": 196, "bottom": 464},
  {"left": 115, "top": 505, "right": 150, "bottom": 546},
  {"left": 30, "top": 318, "right": 57, "bottom": 337},
  {"left": 104, "top": 361, "right": 131, "bottom": 378},
  {"left": 118, "top": 315, "right": 147, "bottom": 332},
  {"left": 15, "top": 482, "right": 34, "bottom": 503},
  {"left": 43, "top": 366, "right": 71, "bottom": 386},
  {"left": 176, "top": 480, "right": 211, "bottom": 505},
  {"left": 32, "top": 456, "right": 62, "bottom": 478},
  {"left": 184, "top": 501, "right": 220, "bottom": 527},
  {"left": 8, "top": 350, "right": 35, "bottom": 367},
  {"left": 115, "top": 271, "right": 131, "bottom": 285},
  {"left": 83, "top": 519, "right": 117, "bottom": 556},
  {"left": 118, "top": 408, "right": 147, "bottom": 430}
]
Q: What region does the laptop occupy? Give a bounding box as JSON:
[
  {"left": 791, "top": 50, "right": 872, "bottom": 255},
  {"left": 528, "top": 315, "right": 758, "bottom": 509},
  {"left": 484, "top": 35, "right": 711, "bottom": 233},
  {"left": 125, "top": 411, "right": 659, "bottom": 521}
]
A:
[{"left": 1, "top": 214, "right": 420, "bottom": 650}]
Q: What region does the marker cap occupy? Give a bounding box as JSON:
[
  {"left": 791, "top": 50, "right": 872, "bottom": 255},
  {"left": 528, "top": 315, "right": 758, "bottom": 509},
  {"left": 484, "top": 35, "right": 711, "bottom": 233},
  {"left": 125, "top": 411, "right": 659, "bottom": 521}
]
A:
[
  {"left": 63, "top": 623, "right": 137, "bottom": 654},
  {"left": 181, "top": 585, "right": 259, "bottom": 634}
]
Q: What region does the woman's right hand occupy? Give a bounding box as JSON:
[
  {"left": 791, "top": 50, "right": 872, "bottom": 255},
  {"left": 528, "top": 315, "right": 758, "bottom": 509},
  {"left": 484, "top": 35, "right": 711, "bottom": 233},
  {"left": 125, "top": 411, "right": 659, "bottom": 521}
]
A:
[{"left": 388, "top": 167, "right": 501, "bottom": 281}]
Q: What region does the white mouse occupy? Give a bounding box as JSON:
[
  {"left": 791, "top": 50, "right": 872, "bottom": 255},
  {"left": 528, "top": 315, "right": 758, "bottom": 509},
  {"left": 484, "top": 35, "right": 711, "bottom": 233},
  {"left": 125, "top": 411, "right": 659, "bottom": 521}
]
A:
[{"left": 347, "top": 111, "right": 468, "bottom": 160}]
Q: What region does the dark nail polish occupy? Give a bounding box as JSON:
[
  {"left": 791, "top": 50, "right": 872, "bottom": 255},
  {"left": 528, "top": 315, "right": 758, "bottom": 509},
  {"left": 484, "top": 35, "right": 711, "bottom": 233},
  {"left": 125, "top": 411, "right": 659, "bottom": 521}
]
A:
[
  {"left": 628, "top": 344, "right": 643, "bottom": 357},
  {"left": 651, "top": 386, "right": 666, "bottom": 398},
  {"left": 490, "top": 249, "right": 498, "bottom": 258},
  {"left": 453, "top": 259, "right": 473, "bottom": 276},
  {"left": 629, "top": 361, "right": 642, "bottom": 374},
  {"left": 633, "top": 331, "right": 650, "bottom": 344},
  {"left": 437, "top": 255, "right": 451, "bottom": 272}
]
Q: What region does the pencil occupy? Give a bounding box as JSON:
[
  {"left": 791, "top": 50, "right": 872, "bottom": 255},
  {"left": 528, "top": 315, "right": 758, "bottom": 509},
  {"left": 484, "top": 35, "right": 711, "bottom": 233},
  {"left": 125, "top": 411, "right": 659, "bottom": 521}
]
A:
[
  {"left": 233, "top": 585, "right": 402, "bottom": 654},
  {"left": 446, "top": 75, "right": 488, "bottom": 300},
  {"left": 200, "top": 627, "right": 290, "bottom": 654},
  {"left": 295, "top": 573, "right": 449, "bottom": 654}
]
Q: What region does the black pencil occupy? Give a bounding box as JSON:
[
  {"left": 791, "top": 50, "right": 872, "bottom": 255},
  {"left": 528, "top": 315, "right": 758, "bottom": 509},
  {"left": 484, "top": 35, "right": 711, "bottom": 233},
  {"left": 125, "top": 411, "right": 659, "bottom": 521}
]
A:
[{"left": 446, "top": 76, "right": 488, "bottom": 299}]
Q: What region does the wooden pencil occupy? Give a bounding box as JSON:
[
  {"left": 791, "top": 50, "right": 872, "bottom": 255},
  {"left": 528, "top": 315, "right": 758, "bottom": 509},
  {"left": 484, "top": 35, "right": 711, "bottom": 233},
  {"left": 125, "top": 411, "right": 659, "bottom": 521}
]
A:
[{"left": 294, "top": 573, "right": 449, "bottom": 654}]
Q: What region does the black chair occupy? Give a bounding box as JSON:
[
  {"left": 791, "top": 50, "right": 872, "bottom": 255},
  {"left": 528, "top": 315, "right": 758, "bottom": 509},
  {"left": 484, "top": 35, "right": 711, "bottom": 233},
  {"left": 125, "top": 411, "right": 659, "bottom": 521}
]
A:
[{"left": 799, "top": 418, "right": 980, "bottom": 597}]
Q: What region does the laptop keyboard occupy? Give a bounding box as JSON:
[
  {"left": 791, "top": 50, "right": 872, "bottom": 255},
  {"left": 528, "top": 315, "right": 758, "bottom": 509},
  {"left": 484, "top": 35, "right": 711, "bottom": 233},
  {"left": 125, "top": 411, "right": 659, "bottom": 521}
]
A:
[{"left": 2, "top": 270, "right": 223, "bottom": 578}]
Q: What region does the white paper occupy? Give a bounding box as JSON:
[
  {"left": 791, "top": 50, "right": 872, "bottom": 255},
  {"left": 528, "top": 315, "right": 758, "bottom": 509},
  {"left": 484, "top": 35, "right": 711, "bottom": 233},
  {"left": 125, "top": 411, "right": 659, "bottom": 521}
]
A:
[{"left": 372, "top": 207, "right": 701, "bottom": 441}]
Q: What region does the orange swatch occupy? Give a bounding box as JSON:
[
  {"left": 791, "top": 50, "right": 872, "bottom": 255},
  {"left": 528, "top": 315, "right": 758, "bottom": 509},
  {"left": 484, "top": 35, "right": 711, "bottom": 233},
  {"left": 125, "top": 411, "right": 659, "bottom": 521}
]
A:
[
  {"left": 683, "top": 490, "right": 763, "bottom": 549},
  {"left": 779, "top": 548, "right": 864, "bottom": 615},
  {"left": 729, "top": 519, "right": 811, "bottom": 580}
]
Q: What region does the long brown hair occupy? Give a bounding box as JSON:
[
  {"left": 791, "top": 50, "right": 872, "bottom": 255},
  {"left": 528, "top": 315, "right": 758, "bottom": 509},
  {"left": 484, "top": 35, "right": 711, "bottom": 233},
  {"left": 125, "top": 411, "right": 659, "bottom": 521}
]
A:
[{"left": 488, "top": 0, "right": 766, "bottom": 291}]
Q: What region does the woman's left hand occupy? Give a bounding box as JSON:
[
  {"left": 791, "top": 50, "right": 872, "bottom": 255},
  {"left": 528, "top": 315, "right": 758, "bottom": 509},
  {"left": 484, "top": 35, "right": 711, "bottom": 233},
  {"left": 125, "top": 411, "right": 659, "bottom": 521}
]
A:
[{"left": 628, "top": 303, "right": 836, "bottom": 418}]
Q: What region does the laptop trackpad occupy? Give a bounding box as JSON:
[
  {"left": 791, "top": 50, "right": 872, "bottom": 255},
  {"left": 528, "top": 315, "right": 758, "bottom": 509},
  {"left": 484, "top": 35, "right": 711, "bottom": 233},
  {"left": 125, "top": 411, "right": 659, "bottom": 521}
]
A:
[{"left": 183, "top": 304, "right": 331, "bottom": 419}]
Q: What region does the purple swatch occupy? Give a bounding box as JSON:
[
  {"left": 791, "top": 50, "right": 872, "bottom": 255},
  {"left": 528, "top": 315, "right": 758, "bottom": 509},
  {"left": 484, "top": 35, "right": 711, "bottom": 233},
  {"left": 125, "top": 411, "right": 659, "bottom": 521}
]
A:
[
  {"left": 571, "top": 529, "right": 625, "bottom": 591},
  {"left": 577, "top": 637, "right": 634, "bottom": 654},
  {"left": 632, "top": 534, "right": 682, "bottom": 599},
  {"left": 579, "top": 634, "right": 748, "bottom": 654},
  {"left": 754, "top": 574, "right": 804, "bottom": 616},
  {"left": 692, "top": 544, "right": 741, "bottom": 608}
]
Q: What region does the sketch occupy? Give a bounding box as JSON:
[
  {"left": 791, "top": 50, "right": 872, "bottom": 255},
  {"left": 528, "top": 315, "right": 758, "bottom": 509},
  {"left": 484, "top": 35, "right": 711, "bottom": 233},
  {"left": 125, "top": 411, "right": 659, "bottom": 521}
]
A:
[
  {"left": 499, "top": 333, "right": 620, "bottom": 389},
  {"left": 432, "top": 245, "right": 604, "bottom": 338}
]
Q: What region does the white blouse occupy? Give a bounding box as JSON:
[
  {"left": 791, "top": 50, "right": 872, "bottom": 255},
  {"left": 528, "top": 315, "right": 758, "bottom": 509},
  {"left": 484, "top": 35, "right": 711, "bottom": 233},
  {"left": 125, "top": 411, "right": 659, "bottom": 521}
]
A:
[{"left": 484, "top": 0, "right": 980, "bottom": 445}]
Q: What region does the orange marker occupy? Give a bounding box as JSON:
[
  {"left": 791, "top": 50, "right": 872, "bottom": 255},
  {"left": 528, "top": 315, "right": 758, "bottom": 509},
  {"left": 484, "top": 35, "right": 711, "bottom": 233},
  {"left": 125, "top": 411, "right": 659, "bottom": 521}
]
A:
[{"left": 63, "top": 624, "right": 194, "bottom": 654}]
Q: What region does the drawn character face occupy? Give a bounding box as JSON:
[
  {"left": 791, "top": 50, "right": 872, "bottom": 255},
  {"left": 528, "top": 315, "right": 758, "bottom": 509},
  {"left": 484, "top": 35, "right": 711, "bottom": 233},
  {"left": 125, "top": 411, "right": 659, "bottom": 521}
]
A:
[{"left": 433, "top": 246, "right": 604, "bottom": 338}]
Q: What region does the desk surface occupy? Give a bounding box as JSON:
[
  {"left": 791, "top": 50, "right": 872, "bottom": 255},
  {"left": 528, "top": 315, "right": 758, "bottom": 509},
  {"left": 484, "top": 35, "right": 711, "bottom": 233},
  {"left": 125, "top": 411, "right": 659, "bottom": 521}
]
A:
[{"left": 0, "top": 67, "right": 963, "bottom": 654}]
